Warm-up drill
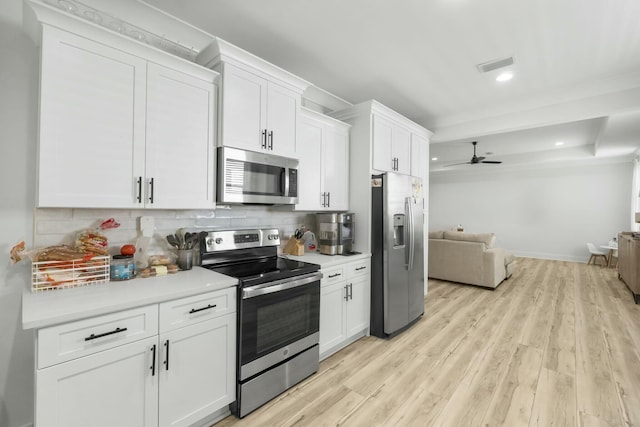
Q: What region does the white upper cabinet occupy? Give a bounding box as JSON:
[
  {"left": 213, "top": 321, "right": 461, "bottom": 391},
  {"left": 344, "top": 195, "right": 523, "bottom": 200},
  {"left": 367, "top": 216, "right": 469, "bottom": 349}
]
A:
[
  {"left": 145, "top": 63, "right": 216, "bottom": 209},
  {"left": 197, "top": 38, "right": 310, "bottom": 159},
  {"left": 296, "top": 109, "right": 350, "bottom": 211},
  {"left": 219, "top": 63, "right": 299, "bottom": 158},
  {"left": 220, "top": 64, "right": 267, "bottom": 151},
  {"left": 37, "top": 26, "right": 147, "bottom": 208},
  {"left": 410, "top": 133, "right": 429, "bottom": 189},
  {"left": 372, "top": 115, "right": 411, "bottom": 175},
  {"left": 30, "top": 7, "right": 217, "bottom": 209},
  {"left": 265, "top": 80, "right": 299, "bottom": 156},
  {"left": 323, "top": 126, "right": 350, "bottom": 210}
]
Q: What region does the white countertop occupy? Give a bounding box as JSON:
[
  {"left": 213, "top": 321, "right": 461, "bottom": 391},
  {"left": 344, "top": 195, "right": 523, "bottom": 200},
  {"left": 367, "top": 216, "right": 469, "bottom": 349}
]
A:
[
  {"left": 22, "top": 267, "right": 238, "bottom": 330},
  {"left": 283, "top": 251, "right": 371, "bottom": 268}
]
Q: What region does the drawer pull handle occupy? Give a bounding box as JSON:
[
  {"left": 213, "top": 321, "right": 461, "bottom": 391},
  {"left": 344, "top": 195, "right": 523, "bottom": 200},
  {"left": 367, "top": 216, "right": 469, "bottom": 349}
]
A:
[
  {"left": 84, "top": 327, "right": 128, "bottom": 341},
  {"left": 328, "top": 273, "right": 341, "bottom": 278},
  {"left": 189, "top": 304, "right": 216, "bottom": 314},
  {"left": 355, "top": 266, "right": 366, "bottom": 271},
  {"left": 150, "top": 344, "right": 157, "bottom": 376}
]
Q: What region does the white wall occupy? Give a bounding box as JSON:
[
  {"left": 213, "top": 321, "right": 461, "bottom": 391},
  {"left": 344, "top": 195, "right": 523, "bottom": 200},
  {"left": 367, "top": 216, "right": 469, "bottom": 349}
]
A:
[
  {"left": 429, "top": 161, "right": 634, "bottom": 262},
  {"left": 0, "top": 2, "right": 38, "bottom": 426}
]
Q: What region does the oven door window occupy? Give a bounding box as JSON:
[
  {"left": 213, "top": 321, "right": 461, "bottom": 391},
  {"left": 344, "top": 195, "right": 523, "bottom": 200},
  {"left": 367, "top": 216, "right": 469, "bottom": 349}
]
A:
[
  {"left": 241, "top": 282, "right": 320, "bottom": 364},
  {"left": 226, "top": 159, "right": 285, "bottom": 196}
]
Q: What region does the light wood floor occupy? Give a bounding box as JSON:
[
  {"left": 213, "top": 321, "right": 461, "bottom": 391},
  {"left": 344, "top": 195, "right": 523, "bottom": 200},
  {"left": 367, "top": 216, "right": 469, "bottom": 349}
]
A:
[{"left": 214, "top": 258, "right": 640, "bottom": 427}]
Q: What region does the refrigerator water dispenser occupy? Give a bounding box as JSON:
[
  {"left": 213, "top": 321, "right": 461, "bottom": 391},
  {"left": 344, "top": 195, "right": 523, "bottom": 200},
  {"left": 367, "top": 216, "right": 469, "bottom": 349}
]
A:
[{"left": 393, "top": 214, "right": 405, "bottom": 247}]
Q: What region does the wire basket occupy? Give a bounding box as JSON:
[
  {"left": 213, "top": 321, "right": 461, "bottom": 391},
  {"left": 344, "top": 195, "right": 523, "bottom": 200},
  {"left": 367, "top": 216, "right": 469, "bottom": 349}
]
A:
[{"left": 31, "top": 256, "right": 110, "bottom": 292}]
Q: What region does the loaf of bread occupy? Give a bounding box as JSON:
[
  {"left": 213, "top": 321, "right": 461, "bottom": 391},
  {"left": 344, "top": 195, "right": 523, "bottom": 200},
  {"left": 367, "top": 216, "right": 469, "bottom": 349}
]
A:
[{"left": 36, "top": 245, "right": 89, "bottom": 262}]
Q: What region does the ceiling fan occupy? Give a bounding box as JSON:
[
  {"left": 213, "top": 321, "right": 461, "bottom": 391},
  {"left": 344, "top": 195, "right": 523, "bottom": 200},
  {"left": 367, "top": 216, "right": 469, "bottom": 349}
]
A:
[{"left": 445, "top": 141, "right": 503, "bottom": 167}]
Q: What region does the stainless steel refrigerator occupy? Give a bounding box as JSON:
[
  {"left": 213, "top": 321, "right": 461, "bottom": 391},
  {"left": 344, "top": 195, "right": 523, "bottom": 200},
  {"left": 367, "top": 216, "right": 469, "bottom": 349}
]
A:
[{"left": 370, "top": 172, "right": 425, "bottom": 338}]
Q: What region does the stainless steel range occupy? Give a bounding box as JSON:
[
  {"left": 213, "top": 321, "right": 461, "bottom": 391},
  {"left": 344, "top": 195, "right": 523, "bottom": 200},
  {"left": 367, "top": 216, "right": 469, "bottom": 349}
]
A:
[{"left": 199, "top": 228, "right": 322, "bottom": 418}]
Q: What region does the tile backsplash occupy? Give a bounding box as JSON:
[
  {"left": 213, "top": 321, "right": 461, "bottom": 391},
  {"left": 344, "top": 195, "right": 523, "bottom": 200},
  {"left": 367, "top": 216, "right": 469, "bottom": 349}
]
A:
[{"left": 34, "top": 206, "right": 316, "bottom": 256}]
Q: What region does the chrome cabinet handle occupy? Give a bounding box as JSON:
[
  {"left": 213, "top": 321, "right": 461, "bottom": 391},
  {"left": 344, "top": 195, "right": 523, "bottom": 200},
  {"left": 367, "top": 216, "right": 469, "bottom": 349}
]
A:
[
  {"left": 349, "top": 283, "right": 353, "bottom": 300},
  {"left": 268, "top": 130, "right": 274, "bottom": 150},
  {"left": 261, "top": 129, "right": 267, "bottom": 149},
  {"left": 344, "top": 284, "right": 349, "bottom": 301}
]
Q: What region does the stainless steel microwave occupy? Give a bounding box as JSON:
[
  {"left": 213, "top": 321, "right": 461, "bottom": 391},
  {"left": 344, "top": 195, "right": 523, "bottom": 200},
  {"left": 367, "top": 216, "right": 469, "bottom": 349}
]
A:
[{"left": 217, "top": 147, "right": 299, "bottom": 205}]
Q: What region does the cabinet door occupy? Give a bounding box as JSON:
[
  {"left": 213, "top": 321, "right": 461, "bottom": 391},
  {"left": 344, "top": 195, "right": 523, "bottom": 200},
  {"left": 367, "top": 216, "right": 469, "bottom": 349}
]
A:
[
  {"left": 158, "top": 314, "right": 236, "bottom": 427},
  {"left": 411, "top": 133, "right": 429, "bottom": 182},
  {"left": 266, "top": 81, "right": 299, "bottom": 157},
  {"left": 296, "top": 115, "right": 324, "bottom": 210},
  {"left": 320, "top": 281, "right": 347, "bottom": 357},
  {"left": 145, "top": 63, "right": 216, "bottom": 209},
  {"left": 323, "top": 126, "right": 349, "bottom": 210},
  {"left": 372, "top": 115, "right": 394, "bottom": 172},
  {"left": 38, "top": 26, "right": 146, "bottom": 208},
  {"left": 36, "top": 336, "right": 158, "bottom": 427},
  {"left": 392, "top": 126, "right": 411, "bottom": 175},
  {"left": 220, "top": 63, "right": 267, "bottom": 152},
  {"left": 346, "top": 275, "right": 370, "bottom": 337}
]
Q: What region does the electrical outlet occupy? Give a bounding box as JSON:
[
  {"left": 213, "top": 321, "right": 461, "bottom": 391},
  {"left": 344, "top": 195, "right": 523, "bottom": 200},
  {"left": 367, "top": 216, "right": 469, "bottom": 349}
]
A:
[{"left": 139, "top": 216, "right": 155, "bottom": 237}]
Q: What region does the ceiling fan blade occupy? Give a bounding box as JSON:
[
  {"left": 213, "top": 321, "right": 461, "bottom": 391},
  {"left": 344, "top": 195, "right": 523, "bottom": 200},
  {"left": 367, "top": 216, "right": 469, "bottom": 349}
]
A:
[
  {"left": 476, "top": 156, "right": 486, "bottom": 162},
  {"left": 481, "top": 160, "right": 502, "bottom": 164},
  {"left": 444, "top": 162, "right": 472, "bottom": 167}
]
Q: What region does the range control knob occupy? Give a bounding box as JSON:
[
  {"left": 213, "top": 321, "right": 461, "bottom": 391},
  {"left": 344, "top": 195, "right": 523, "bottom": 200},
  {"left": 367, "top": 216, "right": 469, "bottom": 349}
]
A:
[
  {"left": 206, "top": 238, "right": 213, "bottom": 246},
  {"left": 215, "top": 238, "right": 223, "bottom": 245}
]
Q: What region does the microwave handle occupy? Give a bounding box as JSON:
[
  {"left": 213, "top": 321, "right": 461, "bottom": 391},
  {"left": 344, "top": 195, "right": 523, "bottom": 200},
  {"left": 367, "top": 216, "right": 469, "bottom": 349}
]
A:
[{"left": 283, "top": 168, "right": 289, "bottom": 197}]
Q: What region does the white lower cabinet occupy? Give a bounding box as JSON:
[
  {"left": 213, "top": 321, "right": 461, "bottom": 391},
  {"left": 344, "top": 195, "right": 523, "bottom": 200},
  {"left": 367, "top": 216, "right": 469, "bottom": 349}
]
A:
[
  {"left": 36, "top": 336, "right": 159, "bottom": 427},
  {"left": 158, "top": 292, "right": 236, "bottom": 427},
  {"left": 34, "top": 288, "right": 236, "bottom": 427},
  {"left": 319, "top": 259, "right": 370, "bottom": 360}
]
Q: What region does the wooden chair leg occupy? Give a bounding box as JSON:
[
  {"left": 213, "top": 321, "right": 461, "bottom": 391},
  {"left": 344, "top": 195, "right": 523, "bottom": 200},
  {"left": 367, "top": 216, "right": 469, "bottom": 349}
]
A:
[
  {"left": 600, "top": 255, "right": 608, "bottom": 267},
  {"left": 588, "top": 254, "right": 594, "bottom": 265}
]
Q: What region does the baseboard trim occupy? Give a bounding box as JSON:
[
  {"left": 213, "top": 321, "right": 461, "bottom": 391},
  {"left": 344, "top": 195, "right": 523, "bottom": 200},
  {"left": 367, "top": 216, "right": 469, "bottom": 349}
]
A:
[{"left": 511, "top": 252, "right": 588, "bottom": 263}]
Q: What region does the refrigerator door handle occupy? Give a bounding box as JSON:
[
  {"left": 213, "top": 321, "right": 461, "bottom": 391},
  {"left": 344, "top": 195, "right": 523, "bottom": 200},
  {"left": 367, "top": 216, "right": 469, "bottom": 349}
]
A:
[
  {"left": 407, "top": 197, "right": 415, "bottom": 270},
  {"left": 404, "top": 198, "right": 410, "bottom": 269}
]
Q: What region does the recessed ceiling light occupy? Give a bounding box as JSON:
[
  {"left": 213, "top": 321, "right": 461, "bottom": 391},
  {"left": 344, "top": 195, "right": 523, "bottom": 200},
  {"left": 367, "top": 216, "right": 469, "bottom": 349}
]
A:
[
  {"left": 496, "top": 72, "right": 513, "bottom": 82},
  {"left": 555, "top": 141, "right": 565, "bottom": 146},
  {"left": 431, "top": 157, "right": 438, "bottom": 161}
]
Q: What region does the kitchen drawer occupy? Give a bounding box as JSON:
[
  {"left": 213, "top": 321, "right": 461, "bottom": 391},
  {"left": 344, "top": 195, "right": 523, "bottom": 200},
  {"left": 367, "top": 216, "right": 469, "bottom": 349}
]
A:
[
  {"left": 37, "top": 304, "right": 158, "bottom": 369},
  {"left": 347, "top": 260, "right": 370, "bottom": 279},
  {"left": 321, "top": 266, "right": 346, "bottom": 287},
  {"left": 159, "top": 287, "right": 236, "bottom": 333}
]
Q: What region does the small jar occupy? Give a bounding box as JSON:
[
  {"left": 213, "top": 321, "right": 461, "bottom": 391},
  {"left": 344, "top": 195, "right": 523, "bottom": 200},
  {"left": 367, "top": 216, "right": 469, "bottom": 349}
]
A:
[{"left": 111, "top": 255, "right": 136, "bottom": 281}]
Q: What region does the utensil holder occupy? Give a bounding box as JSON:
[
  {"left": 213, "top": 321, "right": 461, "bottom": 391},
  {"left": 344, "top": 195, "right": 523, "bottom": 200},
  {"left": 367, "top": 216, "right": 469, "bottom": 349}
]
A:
[{"left": 177, "top": 249, "right": 193, "bottom": 270}]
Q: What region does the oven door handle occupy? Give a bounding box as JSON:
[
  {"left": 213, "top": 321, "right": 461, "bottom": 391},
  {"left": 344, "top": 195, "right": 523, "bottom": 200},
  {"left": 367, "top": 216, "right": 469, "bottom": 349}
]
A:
[{"left": 242, "top": 272, "right": 323, "bottom": 299}]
